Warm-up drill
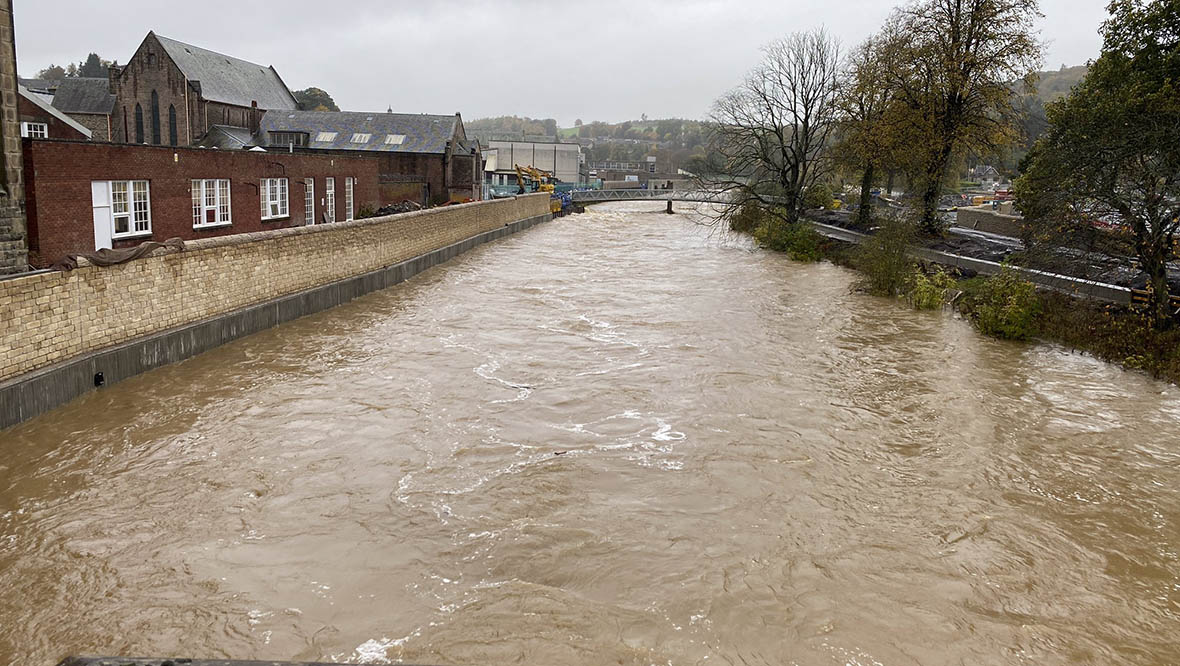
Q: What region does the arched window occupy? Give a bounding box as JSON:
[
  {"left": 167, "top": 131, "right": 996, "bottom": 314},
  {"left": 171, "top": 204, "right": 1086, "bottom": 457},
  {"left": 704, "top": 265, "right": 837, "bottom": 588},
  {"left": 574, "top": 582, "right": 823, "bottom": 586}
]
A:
[
  {"left": 134, "top": 104, "right": 144, "bottom": 144},
  {"left": 150, "top": 91, "right": 161, "bottom": 145},
  {"left": 168, "top": 105, "right": 178, "bottom": 146}
]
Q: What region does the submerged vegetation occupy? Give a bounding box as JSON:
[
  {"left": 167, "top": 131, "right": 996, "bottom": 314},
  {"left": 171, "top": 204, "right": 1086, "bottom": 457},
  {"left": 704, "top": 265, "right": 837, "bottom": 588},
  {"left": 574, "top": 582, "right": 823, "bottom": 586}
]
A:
[{"left": 732, "top": 203, "right": 1180, "bottom": 382}]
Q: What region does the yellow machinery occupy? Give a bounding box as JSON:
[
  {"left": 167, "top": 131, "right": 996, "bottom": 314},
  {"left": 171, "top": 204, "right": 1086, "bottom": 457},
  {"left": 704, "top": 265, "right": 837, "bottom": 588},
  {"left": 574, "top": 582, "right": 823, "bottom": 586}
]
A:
[
  {"left": 514, "top": 164, "right": 556, "bottom": 193},
  {"left": 514, "top": 164, "right": 562, "bottom": 214}
]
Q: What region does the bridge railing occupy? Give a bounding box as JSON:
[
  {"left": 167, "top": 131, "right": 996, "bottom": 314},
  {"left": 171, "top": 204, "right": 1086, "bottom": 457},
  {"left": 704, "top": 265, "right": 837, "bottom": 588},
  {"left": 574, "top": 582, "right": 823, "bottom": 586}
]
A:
[{"left": 570, "top": 189, "right": 730, "bottom": 204}]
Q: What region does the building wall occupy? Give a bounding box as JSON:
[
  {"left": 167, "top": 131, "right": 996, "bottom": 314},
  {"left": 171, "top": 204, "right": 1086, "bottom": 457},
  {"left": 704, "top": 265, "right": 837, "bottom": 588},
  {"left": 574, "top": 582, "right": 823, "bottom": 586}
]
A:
[
  {"left": 0, "top": 0, "right": 26, "bottom": 275},
  {"left": 376, "top": 151, "right": 445, "bottom": 205},
  {"left": 490, "top": 141, "right": 580, "bottom": 184},
  {"left": 67, "top": 112, "right": 111, "bottom": 141},
  {"left": 203, "top": 100, "right": 257, "bottom": 135},
  {"left": 110, "top": 33, "right": 192, "bottom": 145},
  {"left": 0, "top": 193, "right": 551, "bottom": 383},
  {"left": 17, "top": 95, "right": 89, "bottom": 141},
  {"left": 23, "top": 140, "right": 381, "bottom": 266}
]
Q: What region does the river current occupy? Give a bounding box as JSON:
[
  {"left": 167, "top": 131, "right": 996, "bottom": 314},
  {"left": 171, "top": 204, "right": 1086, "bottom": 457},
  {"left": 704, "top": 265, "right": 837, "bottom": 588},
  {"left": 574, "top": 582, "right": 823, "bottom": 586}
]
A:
[{"left": 2, "top": 202, "right": 1180, "bottom": 665}]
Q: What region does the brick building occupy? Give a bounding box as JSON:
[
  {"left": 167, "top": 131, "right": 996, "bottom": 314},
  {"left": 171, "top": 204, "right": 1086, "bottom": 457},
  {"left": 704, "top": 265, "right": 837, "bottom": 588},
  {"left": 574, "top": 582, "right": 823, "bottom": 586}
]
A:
[
  {"left": 247, "top": 110, "right": 481, "bottom": 205},
  {"left": 24, "top": 140, "right": 380, "bottom": 266},
  {"left": 51, "top": 77, "right": 115, "bottom": 141},
  {"left": 109, "top": 32, "right": 297, "bottom": 146},
  {"left": 17, "top": 85, "right": 91, "bottom": 141}
]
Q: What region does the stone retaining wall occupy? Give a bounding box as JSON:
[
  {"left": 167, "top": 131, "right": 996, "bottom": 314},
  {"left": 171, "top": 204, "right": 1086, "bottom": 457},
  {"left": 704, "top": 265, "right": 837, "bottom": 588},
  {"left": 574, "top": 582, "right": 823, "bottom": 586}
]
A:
[
  {"left": 0, "top": 193, "right": 551, "bottom": 387},
  {"left": 955, "top": 205, "right": 1024, "bottom": 238}
]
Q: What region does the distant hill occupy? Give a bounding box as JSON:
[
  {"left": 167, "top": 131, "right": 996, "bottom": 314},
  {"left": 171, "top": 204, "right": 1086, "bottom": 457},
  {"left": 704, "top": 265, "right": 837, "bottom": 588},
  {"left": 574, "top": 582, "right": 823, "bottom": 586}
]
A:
[
  {"left": 467, "top": 115, "right": 558, "bottom": 137},
  {"left": 1033, "top": 65, "right": 1089, "bottom": 103}
]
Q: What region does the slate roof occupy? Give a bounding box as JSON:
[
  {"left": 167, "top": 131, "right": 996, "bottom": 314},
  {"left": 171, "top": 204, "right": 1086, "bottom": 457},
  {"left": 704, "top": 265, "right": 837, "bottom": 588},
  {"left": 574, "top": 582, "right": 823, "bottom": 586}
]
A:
[
  {"left": 154, "top": 34, "right": 297, "bottom": 111},
  {"left": 51, "top": 77, "right": 115, "bottom": 115},
  {"left": 256, "top": 110, "right": 460, "bottom": 154},
  {"left": 195, "top": 125, "right": 255, "bottom": 150},
  {"left": 19, "top": 78, "right": 59, "bottom": 93}
]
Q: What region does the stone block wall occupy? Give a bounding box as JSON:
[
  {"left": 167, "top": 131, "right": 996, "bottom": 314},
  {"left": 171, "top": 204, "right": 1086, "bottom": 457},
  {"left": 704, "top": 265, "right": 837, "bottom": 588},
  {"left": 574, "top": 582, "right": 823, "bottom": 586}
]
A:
[
  {"left": 955, "top": 205, "right": 1024, "bottom": 238},
  {"left": 0, "top": 192, "right": 551, "bottom": 383},
  {"left": 0, "top": 0, "right": 26, "bottom": 275}
]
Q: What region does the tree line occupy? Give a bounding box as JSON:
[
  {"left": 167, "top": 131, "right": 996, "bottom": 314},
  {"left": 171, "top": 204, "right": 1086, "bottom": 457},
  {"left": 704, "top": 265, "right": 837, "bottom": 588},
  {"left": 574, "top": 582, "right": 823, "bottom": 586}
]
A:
[
  {"left": 31, "top": 53, "right": 115, "bottom": 80},
  {"left": 709, "top": 0, "right": 1179, "bottom": 328}
]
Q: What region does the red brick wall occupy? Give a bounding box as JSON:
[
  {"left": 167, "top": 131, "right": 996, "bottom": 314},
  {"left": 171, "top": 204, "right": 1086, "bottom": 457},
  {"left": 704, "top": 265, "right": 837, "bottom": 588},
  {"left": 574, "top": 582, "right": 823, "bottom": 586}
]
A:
[
  {"left": 17, "top": 95, "right": 88, "bottom": 141},
  {"left": 24, "top": 140, "right": 382, "bottom": 266}
]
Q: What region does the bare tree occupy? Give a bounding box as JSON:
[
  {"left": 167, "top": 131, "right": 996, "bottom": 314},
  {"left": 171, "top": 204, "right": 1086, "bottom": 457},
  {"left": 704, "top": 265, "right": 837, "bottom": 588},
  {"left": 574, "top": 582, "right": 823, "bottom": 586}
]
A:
[{"left": 709, "top": 29, "right": 842, "bottom": 226}]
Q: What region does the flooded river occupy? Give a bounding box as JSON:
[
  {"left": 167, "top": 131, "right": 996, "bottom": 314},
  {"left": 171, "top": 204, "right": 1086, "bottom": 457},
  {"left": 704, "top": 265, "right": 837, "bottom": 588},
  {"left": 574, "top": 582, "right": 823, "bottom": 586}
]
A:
[{"left": 3, "top": 202, "right": 1180, "bottom": 665}]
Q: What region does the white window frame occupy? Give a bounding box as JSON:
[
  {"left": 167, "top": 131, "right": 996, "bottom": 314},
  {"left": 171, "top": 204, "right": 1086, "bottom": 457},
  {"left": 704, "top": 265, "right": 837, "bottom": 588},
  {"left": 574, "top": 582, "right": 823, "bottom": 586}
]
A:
[
  {"left": 304, "top": 178, "right": 315, "bottom": 225},
  {"left": 20, "top": 122, "right": 48, "bottom": 139},
  {"left": 108, "top": 180, "right": 152, "bottom": 238},
  {"left": 260, "top": 177, "right": 289, "bottom": 220},
  {"left": 191, "top": 179, "right": 232, "bottom": 228},
  {"left": 315, "top": 131, "right": 337, "bottom": 142},
  {"left": 325, "top": 177, "right": 336, "bottom": 222},
  {"left": 345, "top": 177, "right": 355, "bottom": 221},
  {"left": 384, "top": 134, "right": 405, "bottom": 145},
  {"left": 350, "top": 133, "right": 371, "bottom": 144}
]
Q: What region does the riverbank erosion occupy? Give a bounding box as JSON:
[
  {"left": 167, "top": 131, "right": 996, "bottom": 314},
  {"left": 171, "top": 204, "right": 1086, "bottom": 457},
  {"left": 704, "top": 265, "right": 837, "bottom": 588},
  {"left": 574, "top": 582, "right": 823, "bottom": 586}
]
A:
[
  {"left": 0, "top": 193, "right": 552, "bottom": 430},
  {"left": 3, "top": 202, "right": 1179, "bottom": 664}
]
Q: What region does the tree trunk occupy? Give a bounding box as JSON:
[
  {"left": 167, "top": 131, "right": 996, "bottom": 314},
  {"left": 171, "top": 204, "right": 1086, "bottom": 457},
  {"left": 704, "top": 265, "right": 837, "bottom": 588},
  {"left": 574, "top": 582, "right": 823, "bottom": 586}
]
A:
[
  {"left": 1139, "top": 240, "right": 1173, "bottom": 329},
  {"left": 857, "top": 163, "right": 876, "bottom": 227},
  {"left": 885, "top": 170, "right": 895, "bottom": 198}
]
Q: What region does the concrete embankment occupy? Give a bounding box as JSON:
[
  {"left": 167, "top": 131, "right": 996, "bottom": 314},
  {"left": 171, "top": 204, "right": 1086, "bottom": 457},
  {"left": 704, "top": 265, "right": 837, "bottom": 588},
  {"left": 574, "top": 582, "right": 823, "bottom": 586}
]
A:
[{"left": 0, "top": 193, "right": 552, "bottom": 430}]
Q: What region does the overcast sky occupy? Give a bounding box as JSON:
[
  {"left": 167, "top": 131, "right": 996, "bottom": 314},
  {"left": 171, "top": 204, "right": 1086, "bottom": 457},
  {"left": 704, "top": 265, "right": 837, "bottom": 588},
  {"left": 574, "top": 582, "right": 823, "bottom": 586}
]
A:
[{"left": 14, "top": 0, "right": 1110, "bottom": 126}]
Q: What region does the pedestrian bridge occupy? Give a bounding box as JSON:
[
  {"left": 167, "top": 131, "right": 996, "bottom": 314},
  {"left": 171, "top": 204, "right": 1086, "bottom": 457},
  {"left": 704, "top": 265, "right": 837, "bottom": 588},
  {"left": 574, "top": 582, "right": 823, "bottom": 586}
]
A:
[{"left": 571, "top": 189, "right": 729, "bottom": 204}]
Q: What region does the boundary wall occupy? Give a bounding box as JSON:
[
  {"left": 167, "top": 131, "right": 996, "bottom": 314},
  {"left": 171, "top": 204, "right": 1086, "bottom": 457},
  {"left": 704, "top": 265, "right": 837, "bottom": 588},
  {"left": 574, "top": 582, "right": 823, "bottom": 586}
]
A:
[{"left": 0, "top": 193, "right": 551, "bottom": 429}]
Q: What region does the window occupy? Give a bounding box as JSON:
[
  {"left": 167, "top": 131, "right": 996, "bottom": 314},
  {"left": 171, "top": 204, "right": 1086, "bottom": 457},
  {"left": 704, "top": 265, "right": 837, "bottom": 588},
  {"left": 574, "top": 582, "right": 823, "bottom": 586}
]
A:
[
  {"left": 260, "top": 178, "right": 289, "bottom": 220},
  {"left": 270, "top": 132, "right": 307, "bottom": 147},
  {"left": 350, "top": 133, "right": 371, "bottom": 144},
  {"left": 315, "top": 131, "right": 337, "bottom": 142},
  {"left": 345, "top": 177, "right": 355, "bottom": 221},
  {"left": 168, "top": 105, "right": 178, "bottom": 146},
  {"left": 191, "top": 179, "right": 232, "bottom": 228},
  {"left": 384, "top": 134, "right": 405, "bottom": 145},
  {"left": 134, "top": 104, "right": 144, "bottom": 144},
  {"left": 107, "top": 180, "right": 151, "bottom": 237},
  {"left": 20, "top": 122, "right": 47, "bottom": 138},
  {"left": 325, "top": 177, "right": 336, "bottom": 222},
  {"left": 304, "top": 178, "right": 315, "bottom": 225},
  {"left": 150, "top": 90, "right": 161, "bottom": 145}
]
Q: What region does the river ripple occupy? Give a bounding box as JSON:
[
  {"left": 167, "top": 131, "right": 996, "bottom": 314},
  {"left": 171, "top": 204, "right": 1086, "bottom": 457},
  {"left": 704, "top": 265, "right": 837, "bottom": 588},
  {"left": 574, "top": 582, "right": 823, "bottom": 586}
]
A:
[{"left": 2, "top": 202, "right": 1179, "bottom": 665}]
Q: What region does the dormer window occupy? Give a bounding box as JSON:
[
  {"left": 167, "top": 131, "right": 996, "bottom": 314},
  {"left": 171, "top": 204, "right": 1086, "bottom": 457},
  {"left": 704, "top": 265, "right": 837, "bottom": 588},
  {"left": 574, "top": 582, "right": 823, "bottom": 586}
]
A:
[
  {"left": 350, "top": 133, "right": 372, "bottom": 144},
  {"left": 269, "top": 131, "right": 307, "bottom": 147}
]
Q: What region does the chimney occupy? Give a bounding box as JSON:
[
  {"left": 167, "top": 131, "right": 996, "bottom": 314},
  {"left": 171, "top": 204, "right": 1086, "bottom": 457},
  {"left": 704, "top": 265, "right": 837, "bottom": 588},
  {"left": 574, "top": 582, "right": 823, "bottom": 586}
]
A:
[{"left": 250, "top": 101, "right": 260, "bottom": 134}]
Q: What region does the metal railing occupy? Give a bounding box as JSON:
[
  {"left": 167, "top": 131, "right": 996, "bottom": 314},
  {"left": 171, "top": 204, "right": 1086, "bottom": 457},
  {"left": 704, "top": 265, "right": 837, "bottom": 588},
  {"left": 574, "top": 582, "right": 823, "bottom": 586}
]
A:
[{"left": 571, "top": 189, "right": 729, "bottom": 204}]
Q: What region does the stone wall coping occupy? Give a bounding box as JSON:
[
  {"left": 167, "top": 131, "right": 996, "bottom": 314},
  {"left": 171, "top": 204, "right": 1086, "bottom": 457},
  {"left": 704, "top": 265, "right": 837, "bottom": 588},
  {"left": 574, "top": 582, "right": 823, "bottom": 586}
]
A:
[{"left": 41, "top": 192, "right": 547, "bottom": 270}]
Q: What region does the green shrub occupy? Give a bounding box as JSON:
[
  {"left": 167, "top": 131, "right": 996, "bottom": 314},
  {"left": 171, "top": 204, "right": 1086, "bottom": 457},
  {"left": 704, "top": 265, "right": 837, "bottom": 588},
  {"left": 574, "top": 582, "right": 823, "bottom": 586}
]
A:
[
  {"left": 966, "top": 266, "right": 1042, "bottom": 340},
  {"left": 803, "top": 182, "right": 835, "bottom": 210},
  {"left": 728, "top": 201, "right": 766, "bottom": 234},
  {"left": 905, "top": 266, "right": 956, "bottom": 309},
  {"left": 855, "top": 212, "right": 916, "bottom": 296},
  {"left": 357, "top": 203, "right": 377, "bottom": 219},
  {"left": 753, "top": 219, "right": 824, "bottom": 262}
]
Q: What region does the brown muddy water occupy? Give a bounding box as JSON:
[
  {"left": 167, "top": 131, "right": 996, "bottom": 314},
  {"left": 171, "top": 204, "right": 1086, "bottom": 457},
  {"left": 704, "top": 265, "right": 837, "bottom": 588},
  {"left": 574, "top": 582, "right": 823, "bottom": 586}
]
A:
[{"left": 2, "top": 202, "right": 1180, "bottom": 666}]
